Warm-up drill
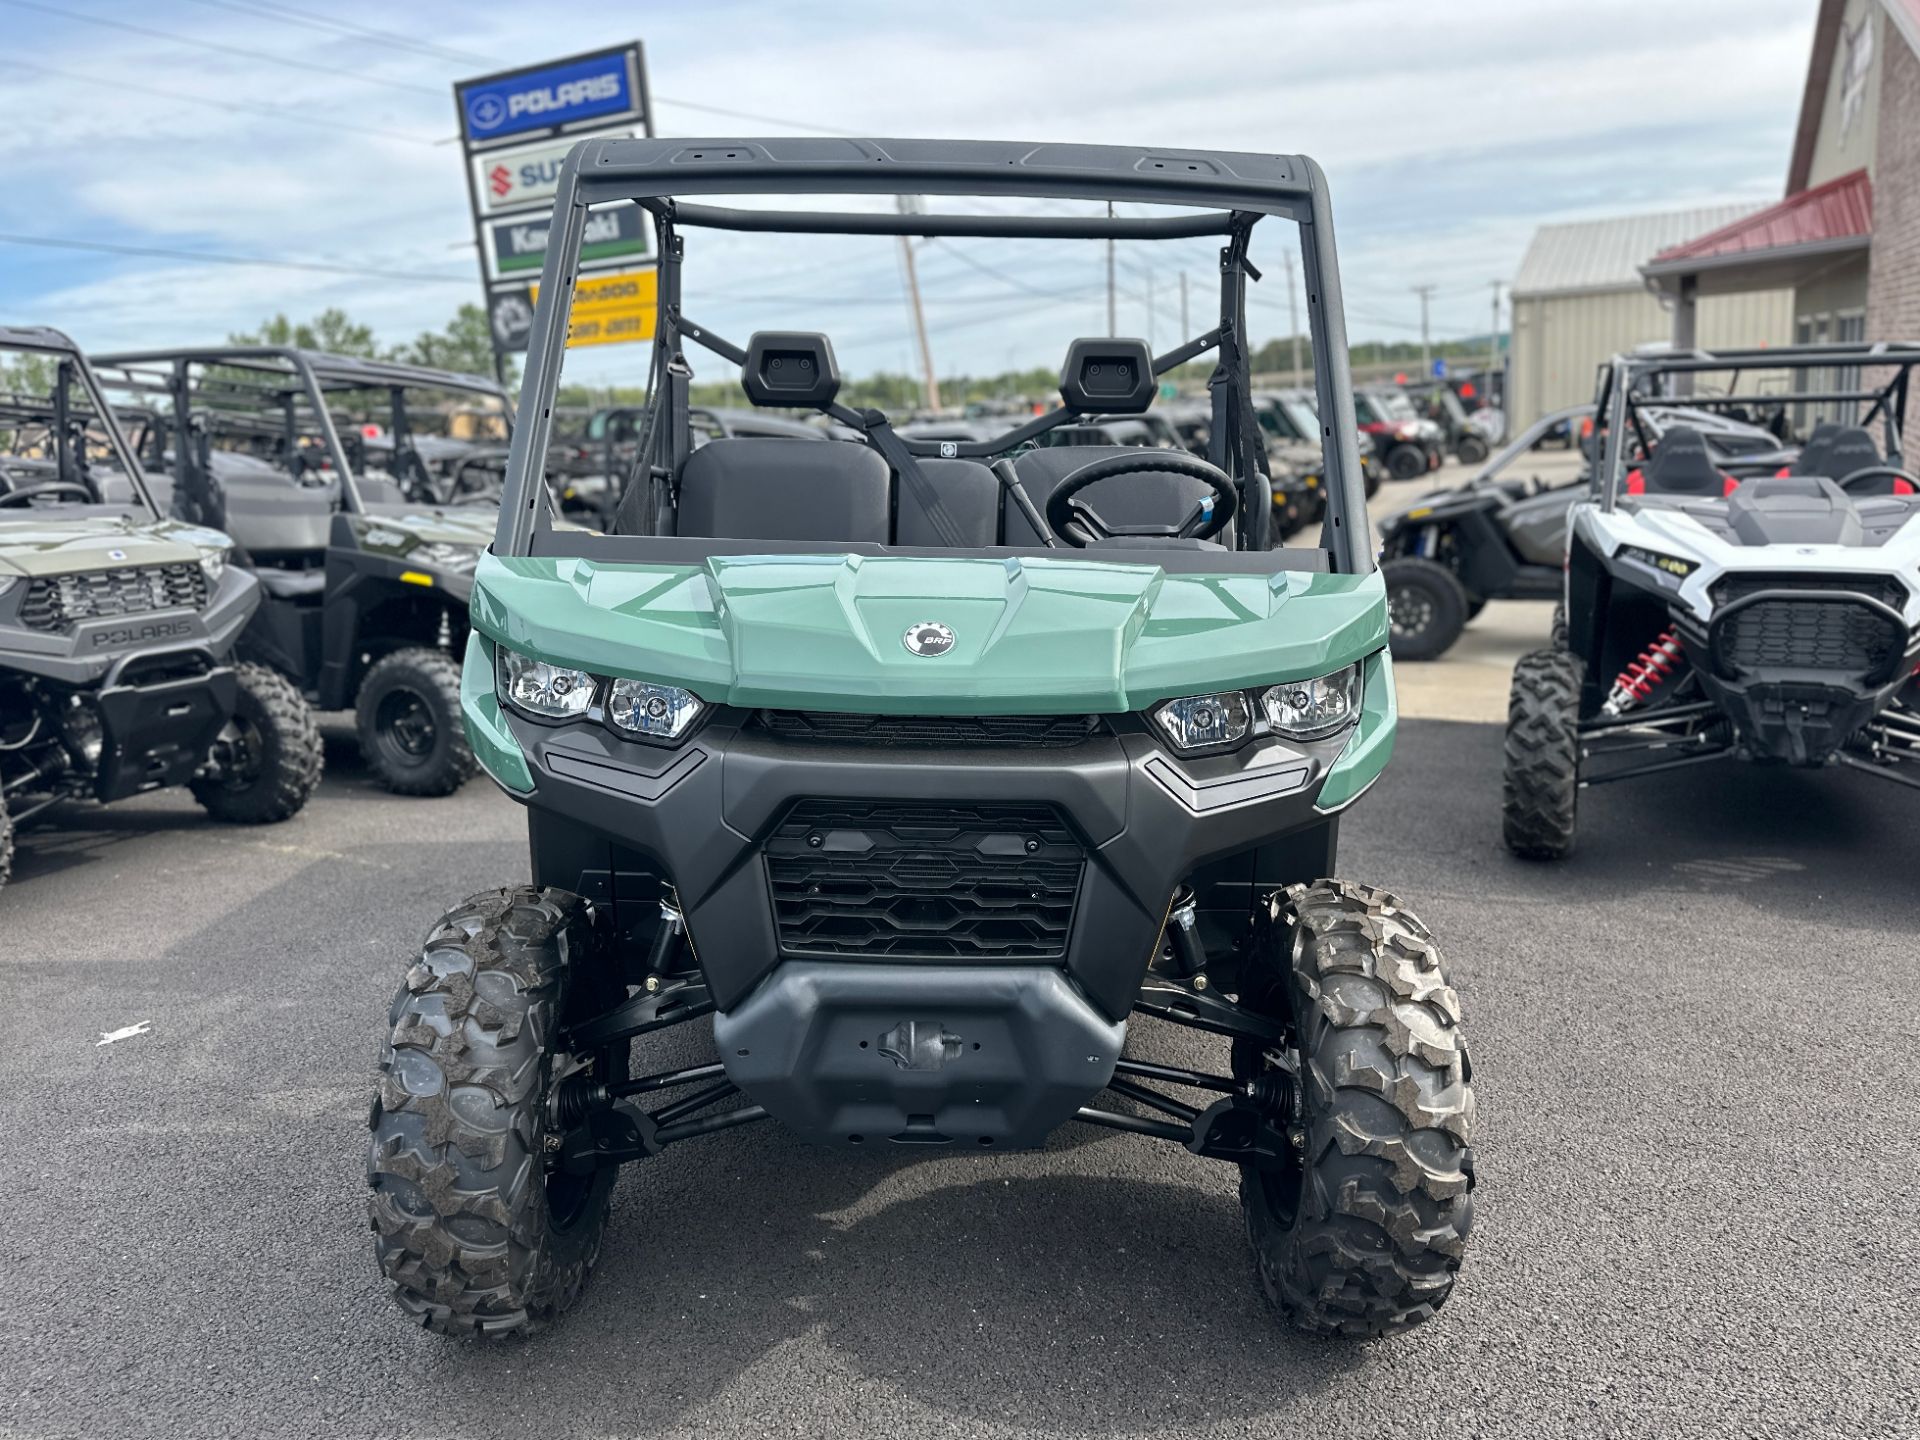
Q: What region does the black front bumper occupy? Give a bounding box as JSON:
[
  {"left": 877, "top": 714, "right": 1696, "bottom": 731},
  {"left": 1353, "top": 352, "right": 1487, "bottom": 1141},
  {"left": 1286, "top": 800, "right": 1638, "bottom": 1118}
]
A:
[
  {"left": 506, "top": 708, "right": 1347, "bottom": 1024},
  {"left": 1678, "top": 585, "right": 1920, "bottom": 764},
  {"left": 94, "top": 658, "right": 238, "bottom": 801}
]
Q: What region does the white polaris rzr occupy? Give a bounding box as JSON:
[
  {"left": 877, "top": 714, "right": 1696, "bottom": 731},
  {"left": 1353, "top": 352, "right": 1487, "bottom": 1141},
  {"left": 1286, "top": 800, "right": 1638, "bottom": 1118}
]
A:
[{"left": 1503, "top": 342, "right": 1920, "bottom": 858}]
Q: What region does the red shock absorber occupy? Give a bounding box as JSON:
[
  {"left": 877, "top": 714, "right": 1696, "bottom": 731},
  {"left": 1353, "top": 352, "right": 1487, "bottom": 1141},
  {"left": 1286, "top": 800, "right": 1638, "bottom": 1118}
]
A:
[{"left": 1604, "top": 629, "right": 1685, "bottom": 715}]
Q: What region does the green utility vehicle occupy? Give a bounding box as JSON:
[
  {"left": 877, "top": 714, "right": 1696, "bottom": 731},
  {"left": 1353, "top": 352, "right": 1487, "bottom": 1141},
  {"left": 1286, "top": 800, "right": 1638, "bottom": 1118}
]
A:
[
  {"left": 366, "top": 140, "right": 1475, "bottom": 1340},
  {"left": 92, "top": 349, "right": 510, "bottom": 794},
  {"left": 0, "top": 326, "right": 319, "bottom": 891}
]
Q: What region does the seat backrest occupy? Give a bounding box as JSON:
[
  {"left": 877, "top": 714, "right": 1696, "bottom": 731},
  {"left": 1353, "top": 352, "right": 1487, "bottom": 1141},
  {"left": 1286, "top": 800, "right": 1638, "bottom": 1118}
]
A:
[
  {"left": 676, "top": 438, "right": 890, "bottom": 543},
  {"left": 1788, "top": 420, "right": 1840, "bottom": 476},
  {"left": 1810, "top": 426, "right": 1883, "bottom": 484},
  {"left": 894, "top": 458, "right": 1001, "bottom": 548},
  {"left": 1004, "top": 445, "right": 1234, "bottom": 546},
  {"left": 1640, "top": 425, "right": 1725, "bottom": 496}
]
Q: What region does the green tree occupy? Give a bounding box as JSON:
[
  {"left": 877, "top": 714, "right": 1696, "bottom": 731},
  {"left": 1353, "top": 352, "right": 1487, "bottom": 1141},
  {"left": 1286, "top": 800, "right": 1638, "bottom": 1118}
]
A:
[
  {"left": 228, "top": 307, "right": 382, "bottom": 358},
  {"left": 391, "top": 304, "right": 515, "bottom": 384}
]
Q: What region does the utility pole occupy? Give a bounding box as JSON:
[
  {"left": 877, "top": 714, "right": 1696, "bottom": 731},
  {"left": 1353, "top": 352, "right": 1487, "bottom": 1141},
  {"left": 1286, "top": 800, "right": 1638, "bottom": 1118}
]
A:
[
  {"left": 1179, "top": 271, "right": 1189, "bottom": 341},
  {"left": 1284, "top": 251, "right": 1302, "bottom": 385},
  {"left": 1487, "top": 281, "right": 1502, "bottom": 399},
  {"left": 1413, "top": 283, "right": 1436, "bottom": 376},
  {"left": 896, "top": 195, "right": 939, "bottom": 411},
  {"left": 1106, "top": 202, "right": 1117, "bottom": 337}
]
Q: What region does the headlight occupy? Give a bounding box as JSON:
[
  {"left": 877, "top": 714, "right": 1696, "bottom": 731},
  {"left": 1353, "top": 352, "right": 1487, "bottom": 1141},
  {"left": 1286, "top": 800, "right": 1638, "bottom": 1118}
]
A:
[
  {"left": 607, "top": 678, "right": 705, "bottom": 741},
  {"left": 1152, "top": 691, "right": 1251, "bottom": 752},
  {"left": 0, "top": 575, "right": 18, "bottom": 598},
  {"left": 199, "top": 547, "right": 228, "bottom": 585},
  {"left": 414, "top": 541, "right": 480, "bottom": 573},
  {"left": 1260, "top": 663, "right": 1363, "bottom": 739},
  {"left": 496, "top": 645, "right": 594, "bottom": 719}
]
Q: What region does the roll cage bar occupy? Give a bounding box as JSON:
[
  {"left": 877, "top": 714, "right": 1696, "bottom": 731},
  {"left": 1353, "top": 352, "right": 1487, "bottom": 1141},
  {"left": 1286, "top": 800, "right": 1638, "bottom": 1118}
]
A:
[
  {"left": 0, "top": 325, "right": 162, "bottom": 519},
  {"left": 1593, "top": 341, "right": 1920, "bottom": 511},
  {"left": 494, "top": 137, "right": 1370, "bottom": 574},
  {"left": 91, "top": 346, "right": 514, "bottom": 524}
]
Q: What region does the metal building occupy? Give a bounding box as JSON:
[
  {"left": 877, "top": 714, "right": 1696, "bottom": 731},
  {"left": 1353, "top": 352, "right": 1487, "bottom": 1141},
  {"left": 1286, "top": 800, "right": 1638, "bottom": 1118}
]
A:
[{"left": 1507, "top": 208, "right": 1794, "bottom": 426}]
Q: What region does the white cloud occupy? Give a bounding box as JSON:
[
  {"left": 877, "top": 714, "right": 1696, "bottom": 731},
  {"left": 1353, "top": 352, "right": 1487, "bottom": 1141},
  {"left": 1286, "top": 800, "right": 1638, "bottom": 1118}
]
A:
[{"left": 0, "top": 0, "right": 1818, "bottom": 377}]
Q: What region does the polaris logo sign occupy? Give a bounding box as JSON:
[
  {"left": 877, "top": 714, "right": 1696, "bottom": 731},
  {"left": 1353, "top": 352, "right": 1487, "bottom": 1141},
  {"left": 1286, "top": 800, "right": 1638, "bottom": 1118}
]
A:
[{"left": 456, "top": 48, "right": 644, "bottom": 145}]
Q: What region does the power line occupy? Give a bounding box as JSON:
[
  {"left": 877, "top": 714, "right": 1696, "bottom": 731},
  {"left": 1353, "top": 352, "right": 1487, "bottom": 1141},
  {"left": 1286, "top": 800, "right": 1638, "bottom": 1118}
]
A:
[
  {"left": 3, "top": 0, "right": 444, "bottom": 98},
  {"left": 10, "top": 58, "right": 439, "bottom": 147},
  {"left": 0, "top": 232, "right": 472, "bottom": 286}
]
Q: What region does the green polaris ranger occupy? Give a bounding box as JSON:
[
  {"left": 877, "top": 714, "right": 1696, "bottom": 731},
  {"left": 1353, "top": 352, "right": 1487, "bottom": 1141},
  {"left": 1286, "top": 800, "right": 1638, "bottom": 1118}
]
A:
[
  {"left": 91, "top": 348, "right": 509, "bottom": 795},
  {"left": 367, "top": 140, "right": 1476, "bottom": 1339},
  {"left": 0, "top": 326, "right": 320, "bottom": 892}
]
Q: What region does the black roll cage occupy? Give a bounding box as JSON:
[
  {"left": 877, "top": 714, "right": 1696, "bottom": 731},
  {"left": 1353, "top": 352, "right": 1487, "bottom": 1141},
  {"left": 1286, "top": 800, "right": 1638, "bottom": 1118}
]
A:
[
  {"left": 92, "top": 346, "right": 515, "bottom": 522},
  {"left": 493, "top": 137, "right": 1370, "bottom": 574},
  {"left": 0, "top": 329, "right": 162, "bottom": 519},
  {"left": 1594, "top": 341, "right": 1920, "bottom": 512}
]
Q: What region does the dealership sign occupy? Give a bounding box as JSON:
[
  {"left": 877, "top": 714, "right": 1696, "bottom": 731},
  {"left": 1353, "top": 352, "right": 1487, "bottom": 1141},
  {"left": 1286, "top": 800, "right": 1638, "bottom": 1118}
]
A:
[
  {"left": 487, "top": 205, "right": 648, "bottom": 279},
  {"left": 456, "top": 48, "right": 644, "bottom": 147},
  {"left": 532, "top": 269, "right": 659, "bottom": 349},
  {"left": 455, "top": 44, "right": 653, "bottom": 364},
  {"left": 473, "top": 132, "right": 631, "bottom": 216}
]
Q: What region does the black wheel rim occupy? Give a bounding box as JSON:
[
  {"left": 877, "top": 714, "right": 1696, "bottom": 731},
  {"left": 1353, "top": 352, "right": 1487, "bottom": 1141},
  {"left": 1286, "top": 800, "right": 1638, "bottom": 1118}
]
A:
[
  {"left": 1388, "top": 583, "right": 1434, "bottom": 640},
  {"left": 207, "top": 714, "right": 264, "bottom": 791},
  {"left": 376, "top": 688, "right": 437, "bottom": 762}
]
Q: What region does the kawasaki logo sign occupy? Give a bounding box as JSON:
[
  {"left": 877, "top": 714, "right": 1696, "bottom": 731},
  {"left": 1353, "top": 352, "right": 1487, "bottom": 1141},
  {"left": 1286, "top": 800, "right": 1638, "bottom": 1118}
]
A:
[
  {"left": 457, "top": 47, "right": 644, "bottom": 146},
  {"left": 486, "top": 204, "right": 649, "bottom": 279}
]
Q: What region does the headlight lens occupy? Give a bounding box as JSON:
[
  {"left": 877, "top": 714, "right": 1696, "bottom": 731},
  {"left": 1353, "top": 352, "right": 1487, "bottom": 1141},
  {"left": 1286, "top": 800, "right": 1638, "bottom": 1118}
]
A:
[
  {"left": 607, "top": 678, "right": 705, "bottom": 741},
  {"left": 414, "top": 541, "right": 480, "bottom": 573},
  {"left": 199, "top": 547, "right": 228, "bottom": 585},
  {"left": 497, "top": 646, "right": 594, "bottom": 718},
  {"left": 1152, "top": 691, "right": 1251, "bottom": 752},
  {"left": 1260, "top": 663, "right": 1363, "bottom": 739}
]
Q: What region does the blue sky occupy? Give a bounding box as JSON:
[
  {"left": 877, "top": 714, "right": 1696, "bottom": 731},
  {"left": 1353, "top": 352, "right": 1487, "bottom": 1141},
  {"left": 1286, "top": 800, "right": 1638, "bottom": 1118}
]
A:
[{"left": 0, "top": 0, "right": 1817, "bottom": 385}]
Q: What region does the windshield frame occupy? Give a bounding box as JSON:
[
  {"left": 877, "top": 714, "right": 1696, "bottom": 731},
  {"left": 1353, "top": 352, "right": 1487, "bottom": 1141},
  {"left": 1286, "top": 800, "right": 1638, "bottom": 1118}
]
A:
[{"left": 0, "top": 333, "right": 163, "bottom": 522}]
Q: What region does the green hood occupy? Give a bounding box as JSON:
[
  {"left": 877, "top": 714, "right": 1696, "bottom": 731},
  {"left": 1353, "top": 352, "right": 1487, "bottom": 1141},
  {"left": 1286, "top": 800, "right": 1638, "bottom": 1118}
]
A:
[
  {"left": 0, "top": 514, "right": 230, "bottom": 579},
  {"left": 470, "top": 551, "right": 1386, "bottom": 713}
]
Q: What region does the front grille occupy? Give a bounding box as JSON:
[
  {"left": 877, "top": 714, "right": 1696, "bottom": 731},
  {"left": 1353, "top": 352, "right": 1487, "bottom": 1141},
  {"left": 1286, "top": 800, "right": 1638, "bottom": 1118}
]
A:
[
  {"left": 1711, "top": 575, "right": 1907, "bottom": 680},
  {"left": 753, "top": 710, "right": 1103, "bottom": 748},
  {"left": 764, "top": 798, "right": 1084, "bottom": 960},
  {"left": 18, "top": 563, "right": 208, "bottom": 632}
]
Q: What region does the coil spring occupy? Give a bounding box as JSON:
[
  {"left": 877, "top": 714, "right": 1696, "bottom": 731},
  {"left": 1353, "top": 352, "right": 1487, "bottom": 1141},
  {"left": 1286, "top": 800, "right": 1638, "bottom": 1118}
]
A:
[{"left": 1606, "top": 629, "right": 1685, "bottom": 712}]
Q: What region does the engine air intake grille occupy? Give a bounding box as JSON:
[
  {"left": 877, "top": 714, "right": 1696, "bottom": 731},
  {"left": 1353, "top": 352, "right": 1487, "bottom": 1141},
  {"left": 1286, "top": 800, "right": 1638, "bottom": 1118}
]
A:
[
  {"left": 753, "top": 710, "right": 1103, "bottom": 748},
  {"left": 18, "top": 562, "right": 208, "bottom": 631},
  {"left": 1710, "top": 575, "right": 1908, "bottom": 681},
  {"left": 764, "top": 798, "right": 1083, "bottom": 960}
]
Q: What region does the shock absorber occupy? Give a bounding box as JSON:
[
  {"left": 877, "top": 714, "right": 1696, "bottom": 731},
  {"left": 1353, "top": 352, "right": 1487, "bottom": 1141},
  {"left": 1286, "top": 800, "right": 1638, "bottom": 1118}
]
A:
[{"left": 1603, "top": 629, "right": 1686, "bottom": 716}]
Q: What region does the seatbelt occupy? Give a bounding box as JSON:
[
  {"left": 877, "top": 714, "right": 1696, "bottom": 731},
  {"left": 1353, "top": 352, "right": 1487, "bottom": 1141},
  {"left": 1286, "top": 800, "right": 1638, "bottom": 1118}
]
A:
[{"left": 854, "top": 409, "right": 970, "bottom": 550}]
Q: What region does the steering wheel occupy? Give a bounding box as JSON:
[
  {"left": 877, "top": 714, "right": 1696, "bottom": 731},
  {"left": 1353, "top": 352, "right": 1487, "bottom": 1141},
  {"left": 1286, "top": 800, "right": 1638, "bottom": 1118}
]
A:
[
  {"left": 1042, "top": 451, "right": 1238, "bottom": 547},
  {"left": 0, "top": 481, "right": 96, "bottom": 506},
  {"left": 1836, "top": 464, "right": 1920, "bottom": 495}
]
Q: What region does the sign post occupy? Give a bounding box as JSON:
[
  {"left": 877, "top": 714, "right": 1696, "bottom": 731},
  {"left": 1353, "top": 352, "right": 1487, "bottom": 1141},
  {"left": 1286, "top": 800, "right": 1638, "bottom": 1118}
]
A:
[{"left": 454, "top": 43, "right": 656, "bottom": 382}]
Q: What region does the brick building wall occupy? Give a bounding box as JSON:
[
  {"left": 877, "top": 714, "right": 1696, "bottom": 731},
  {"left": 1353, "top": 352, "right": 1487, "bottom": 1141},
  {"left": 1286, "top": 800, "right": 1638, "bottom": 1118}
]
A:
[{"left": 1866, "top": 31, "right": 1920, "bottom": 460}]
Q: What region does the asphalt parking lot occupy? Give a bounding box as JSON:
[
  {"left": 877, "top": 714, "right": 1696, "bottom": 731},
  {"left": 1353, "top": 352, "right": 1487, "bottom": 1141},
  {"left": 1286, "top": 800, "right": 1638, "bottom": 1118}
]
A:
[{"left": 6, "top": 646, "right": 1919, "bottom": 1439}]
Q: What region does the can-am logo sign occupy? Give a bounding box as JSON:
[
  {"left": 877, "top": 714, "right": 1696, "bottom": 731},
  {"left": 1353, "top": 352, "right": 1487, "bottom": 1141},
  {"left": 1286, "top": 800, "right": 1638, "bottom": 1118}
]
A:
[{"left": 459, "top": 50, "right": 639, "bottom": 143}]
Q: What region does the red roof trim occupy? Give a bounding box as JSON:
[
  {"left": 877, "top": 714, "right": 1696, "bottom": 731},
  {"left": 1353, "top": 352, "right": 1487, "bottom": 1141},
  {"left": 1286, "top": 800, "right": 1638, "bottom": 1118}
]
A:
[{"left": 1649, "top": 168, "right": 1872, "bottom": 264}]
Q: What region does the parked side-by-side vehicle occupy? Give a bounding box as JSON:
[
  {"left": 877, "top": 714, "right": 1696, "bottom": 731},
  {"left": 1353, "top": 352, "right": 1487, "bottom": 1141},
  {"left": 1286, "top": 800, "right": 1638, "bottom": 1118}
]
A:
[
  {"left": 364, "top": 138, "right": 1476, "bottom": 1342},
  {"left": 0, "top": 326, "right": 319, "bottom": 893},
  {"left": 93, "top": 348, "right": 511, "bottom": 795}
]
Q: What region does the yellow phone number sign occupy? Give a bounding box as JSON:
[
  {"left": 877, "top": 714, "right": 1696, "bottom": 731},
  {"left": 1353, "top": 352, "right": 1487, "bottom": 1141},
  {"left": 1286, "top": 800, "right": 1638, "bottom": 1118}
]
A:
[{"left": 532, "top": 266, "right": 657, "bottom": 349}]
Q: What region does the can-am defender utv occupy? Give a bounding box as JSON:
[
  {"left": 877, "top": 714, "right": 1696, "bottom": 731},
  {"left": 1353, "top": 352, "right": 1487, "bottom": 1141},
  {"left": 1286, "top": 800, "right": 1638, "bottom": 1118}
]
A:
[
  {"left": 0, "top": 327, "right": 319, "bottom": 892},
  {"left": 367, "top": 139, "right": 1475, "bottom": 1339},
  {"left": 92, "top": 348, "right": 509, "bottom": 795},
  {"left": 1503, "top": 342, "right": 1920, "bottom": 859}
]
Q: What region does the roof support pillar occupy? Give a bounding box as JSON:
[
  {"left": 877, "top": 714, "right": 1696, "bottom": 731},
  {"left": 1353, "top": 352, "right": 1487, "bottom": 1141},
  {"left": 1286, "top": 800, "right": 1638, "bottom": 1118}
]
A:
[{"left": 1671, "top": 274, "right": 1697, "bottom": 396}]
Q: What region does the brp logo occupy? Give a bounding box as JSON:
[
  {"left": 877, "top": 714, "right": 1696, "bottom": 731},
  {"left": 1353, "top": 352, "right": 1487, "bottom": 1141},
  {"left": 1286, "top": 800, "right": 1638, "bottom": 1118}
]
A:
[
  {"left": 467, "top": 92, "right": 507, "bottom": 132},
  {"left": 487, "top": 164, "right": 512, "bottom": 198},
  {"left": 902, "top": 621, "right": 955, "bottom": 657}
]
